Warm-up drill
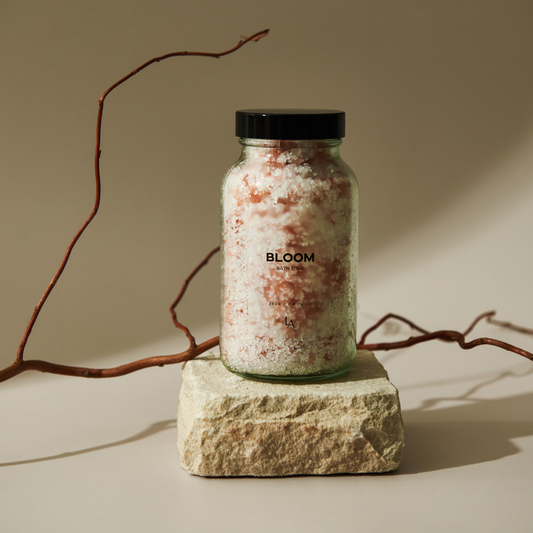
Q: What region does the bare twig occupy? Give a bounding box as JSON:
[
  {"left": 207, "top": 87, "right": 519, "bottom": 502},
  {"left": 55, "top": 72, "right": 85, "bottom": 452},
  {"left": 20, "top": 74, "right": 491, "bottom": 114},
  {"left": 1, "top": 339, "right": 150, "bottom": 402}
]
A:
[
  {"left": 8, "top": 30, "right": 268, "bottom": 374},
  {"left": 0, "top": 244, "right": 221, "bottom": 382},
  {"left": 462, "top": 310, "right": 496, "bottom": 336},
  {"left": 0, "top": 337, "right": 220, "bottom": 382},
  {"left": 170, "top": 246, "right": 220, "bottom": 352},
  {"left": 358, "top": 313, "right": 430, "bottom": 345},
  {"left": 487, "top": 316, "right": 533, "bottom": 336},
  {"left": 358, "top": 310, "right": 533, "bottom": 362}
]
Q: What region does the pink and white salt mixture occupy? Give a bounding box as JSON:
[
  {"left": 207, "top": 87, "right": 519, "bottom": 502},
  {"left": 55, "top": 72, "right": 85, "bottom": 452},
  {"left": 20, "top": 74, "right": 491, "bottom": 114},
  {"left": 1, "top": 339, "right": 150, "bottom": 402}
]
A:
[{"left": 221, "top": 116, "right": 357, "bottom": 381}]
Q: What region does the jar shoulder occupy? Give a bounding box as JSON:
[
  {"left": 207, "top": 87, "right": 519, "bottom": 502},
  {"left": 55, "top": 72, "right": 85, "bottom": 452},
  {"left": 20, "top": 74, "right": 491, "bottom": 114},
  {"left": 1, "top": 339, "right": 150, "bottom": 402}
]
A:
[{"left": 223, "top": 155, "right": 356, "bottom": 188}]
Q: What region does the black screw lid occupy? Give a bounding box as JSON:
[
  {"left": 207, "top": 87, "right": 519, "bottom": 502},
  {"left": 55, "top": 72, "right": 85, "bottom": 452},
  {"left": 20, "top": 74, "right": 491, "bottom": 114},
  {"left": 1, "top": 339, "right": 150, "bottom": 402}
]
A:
[{"left": 235, "top": 109, "right": 345, "bottom": 140}]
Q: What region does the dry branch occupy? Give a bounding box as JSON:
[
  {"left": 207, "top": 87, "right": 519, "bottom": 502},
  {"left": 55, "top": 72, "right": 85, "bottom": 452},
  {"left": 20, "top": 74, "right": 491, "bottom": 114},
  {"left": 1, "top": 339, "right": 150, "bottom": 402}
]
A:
[
  {"left": 0, "top": 31, "right": 268, "bottom": 383},
  {"left": 0, "top": 246, "right": 221, "bottom": 382},
  {"left": 357, "top": 311, "right": 533, "bottom": 362},
  {"left": 1, "top": 28, "right": 532, "bottom": 385}
]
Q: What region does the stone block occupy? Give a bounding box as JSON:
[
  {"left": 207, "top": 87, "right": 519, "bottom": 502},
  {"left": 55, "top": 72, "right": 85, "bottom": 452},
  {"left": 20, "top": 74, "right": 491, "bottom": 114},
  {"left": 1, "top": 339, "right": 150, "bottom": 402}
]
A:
[{"left": 178, "top": 350, "right": 404, "bottom": 476}]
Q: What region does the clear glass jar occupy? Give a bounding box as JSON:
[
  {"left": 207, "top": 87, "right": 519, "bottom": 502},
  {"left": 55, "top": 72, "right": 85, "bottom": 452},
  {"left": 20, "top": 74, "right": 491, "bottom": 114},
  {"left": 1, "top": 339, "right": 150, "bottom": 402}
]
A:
[{"left": 220, "top": 109, "right": 358, "bottom": 382}]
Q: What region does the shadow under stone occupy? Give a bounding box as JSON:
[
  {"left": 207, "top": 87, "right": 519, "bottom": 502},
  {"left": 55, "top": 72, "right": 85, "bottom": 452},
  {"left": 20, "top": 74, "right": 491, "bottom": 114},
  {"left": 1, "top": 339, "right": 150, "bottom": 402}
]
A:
[{"left": 398, "top": 392, "right": 533, "bottom": 474}]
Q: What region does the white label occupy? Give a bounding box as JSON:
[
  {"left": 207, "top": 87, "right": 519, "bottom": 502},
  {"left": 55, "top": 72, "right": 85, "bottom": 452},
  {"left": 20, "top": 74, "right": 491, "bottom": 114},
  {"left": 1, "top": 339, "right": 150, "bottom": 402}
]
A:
[{"left": 246, "top": 203, "right": 333, "bottom": 339}]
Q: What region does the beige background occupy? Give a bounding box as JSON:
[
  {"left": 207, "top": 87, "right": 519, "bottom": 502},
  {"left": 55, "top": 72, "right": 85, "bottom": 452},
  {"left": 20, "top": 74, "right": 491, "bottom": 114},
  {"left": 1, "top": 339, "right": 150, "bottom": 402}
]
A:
[{"left": 1, "top": 1, "right": 533, "bottom": 532}]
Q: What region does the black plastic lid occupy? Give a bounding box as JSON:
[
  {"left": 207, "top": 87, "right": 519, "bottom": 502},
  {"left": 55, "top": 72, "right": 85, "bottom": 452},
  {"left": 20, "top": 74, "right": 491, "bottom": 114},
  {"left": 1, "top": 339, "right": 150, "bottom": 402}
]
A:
[{"left": 235, "top": 109, "right": 345, "bottom": 140}]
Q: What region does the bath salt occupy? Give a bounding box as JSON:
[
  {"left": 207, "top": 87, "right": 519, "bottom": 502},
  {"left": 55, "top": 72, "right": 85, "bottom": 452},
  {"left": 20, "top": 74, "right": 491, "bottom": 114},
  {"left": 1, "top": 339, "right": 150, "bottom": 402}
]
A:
[{"left": 220, "top": 109, "right": 358, "bottom": 382}]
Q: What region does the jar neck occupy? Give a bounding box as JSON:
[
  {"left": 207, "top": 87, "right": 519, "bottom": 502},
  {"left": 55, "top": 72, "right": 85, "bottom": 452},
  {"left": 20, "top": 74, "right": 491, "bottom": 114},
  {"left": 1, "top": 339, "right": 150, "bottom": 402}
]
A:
[{"left": 239, "top": 138, "right": 342, "bottom": 161}]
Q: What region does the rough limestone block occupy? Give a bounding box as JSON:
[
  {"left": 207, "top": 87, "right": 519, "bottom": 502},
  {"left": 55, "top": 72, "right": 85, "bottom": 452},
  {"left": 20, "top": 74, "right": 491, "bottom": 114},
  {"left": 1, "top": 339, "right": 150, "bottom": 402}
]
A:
[{"left": 177, "top": 350, "right": 404, "bottom": 477}]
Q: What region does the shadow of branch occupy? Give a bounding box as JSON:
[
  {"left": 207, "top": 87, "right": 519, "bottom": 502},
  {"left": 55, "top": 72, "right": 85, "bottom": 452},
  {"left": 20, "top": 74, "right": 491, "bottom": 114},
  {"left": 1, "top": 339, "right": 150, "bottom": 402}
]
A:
[
  {"left": 397, "top": 368, "right": 533, "bottom": 474},
  {"left": 0, "top": 419, "right": 176, "bottom": 468}
]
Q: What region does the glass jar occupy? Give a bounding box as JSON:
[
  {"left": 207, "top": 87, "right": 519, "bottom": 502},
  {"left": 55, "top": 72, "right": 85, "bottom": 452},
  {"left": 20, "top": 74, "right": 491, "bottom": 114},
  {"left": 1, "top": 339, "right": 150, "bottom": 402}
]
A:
[{"left": 220, "top": 109, "right": 358, "bottom": 382}]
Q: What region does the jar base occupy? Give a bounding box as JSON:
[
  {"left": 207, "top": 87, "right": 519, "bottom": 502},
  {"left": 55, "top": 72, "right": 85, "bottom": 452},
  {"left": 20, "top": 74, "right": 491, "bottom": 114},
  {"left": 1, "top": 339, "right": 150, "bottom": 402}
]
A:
[{"left": 222, "top": 363, "right": 353, "bottom": 384}]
